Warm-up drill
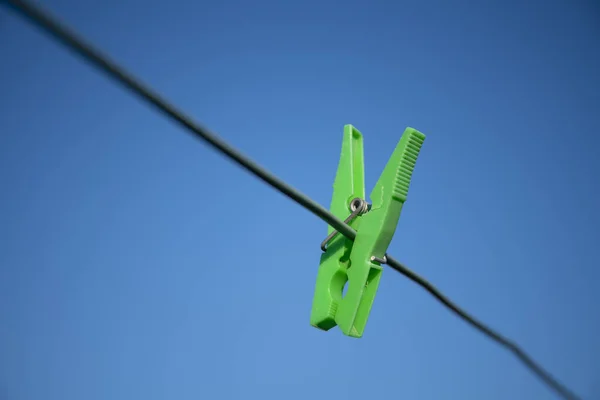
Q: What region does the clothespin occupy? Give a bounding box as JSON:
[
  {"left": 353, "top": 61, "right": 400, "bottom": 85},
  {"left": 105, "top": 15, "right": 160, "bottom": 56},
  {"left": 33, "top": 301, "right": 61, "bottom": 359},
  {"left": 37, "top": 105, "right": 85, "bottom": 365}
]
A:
[{"left": 310, "top": 124, "right": 425, "bottom": 338}]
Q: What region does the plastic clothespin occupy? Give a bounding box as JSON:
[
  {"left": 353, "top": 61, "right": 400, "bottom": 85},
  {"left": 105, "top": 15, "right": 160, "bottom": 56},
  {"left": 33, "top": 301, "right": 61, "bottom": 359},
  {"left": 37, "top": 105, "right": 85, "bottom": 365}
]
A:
[{"left": 310, "top": 124, "right": 425, "bottom": 338}]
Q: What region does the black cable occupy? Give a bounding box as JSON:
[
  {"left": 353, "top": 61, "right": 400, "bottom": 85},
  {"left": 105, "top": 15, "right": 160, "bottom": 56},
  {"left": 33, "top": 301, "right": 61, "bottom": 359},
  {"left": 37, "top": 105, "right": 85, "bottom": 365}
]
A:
[
  {"left": 385, "top": 256, "right": 579, "bottom": 399},
  {"left": 0, "top": 1, "right": 582, "bottom": 399}
]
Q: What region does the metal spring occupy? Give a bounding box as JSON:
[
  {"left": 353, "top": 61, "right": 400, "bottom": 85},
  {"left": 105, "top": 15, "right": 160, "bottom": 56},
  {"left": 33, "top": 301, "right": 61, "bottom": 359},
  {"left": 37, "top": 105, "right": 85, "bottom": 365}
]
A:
[{"left": 320, "top": 197, "right": 369, "bottom": 252}]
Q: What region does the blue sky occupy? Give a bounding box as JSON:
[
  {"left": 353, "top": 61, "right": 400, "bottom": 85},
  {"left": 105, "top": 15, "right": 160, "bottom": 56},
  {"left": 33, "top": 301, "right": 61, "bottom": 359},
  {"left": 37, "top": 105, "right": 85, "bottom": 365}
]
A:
[{"left": 1, "top": 0, "right": 599, "bottom": 399}]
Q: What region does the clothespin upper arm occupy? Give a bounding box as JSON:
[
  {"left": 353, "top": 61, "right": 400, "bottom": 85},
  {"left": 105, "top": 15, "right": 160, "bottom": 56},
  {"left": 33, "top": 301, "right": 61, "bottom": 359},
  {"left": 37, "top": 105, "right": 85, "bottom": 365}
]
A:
[
  {"left": 366, "top": 127, "right": 426, "bottom": 257},
  {"left": 328, "top": 124, "right": 366, "bottom": 231}
]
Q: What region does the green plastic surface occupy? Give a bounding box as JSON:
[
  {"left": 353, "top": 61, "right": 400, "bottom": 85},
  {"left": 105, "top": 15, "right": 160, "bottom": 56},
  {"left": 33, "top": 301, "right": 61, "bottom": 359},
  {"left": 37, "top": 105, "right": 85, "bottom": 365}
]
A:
[
  {"left": 310, "top": 125, "right": 365, "bottom": 331},
  {"left": 310, "top": 125, "right": 425, "bottom": 338}
]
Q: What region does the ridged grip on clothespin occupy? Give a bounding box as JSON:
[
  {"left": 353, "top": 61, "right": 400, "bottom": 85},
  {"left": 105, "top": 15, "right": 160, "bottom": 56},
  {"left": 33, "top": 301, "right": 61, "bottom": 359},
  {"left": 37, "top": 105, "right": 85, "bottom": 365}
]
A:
[
  {"left": 336, "top": 127, "right": 426, "bottom": 338},
  {"left": 310, "top": 125, "right": 365, "bottom": 331}
]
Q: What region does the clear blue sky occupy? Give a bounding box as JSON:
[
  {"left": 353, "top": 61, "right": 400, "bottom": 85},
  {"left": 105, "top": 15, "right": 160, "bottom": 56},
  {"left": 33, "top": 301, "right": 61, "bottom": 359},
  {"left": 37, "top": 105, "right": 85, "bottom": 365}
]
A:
[{"left": 1, "top": 0, "right": 599, "bottom": 399}]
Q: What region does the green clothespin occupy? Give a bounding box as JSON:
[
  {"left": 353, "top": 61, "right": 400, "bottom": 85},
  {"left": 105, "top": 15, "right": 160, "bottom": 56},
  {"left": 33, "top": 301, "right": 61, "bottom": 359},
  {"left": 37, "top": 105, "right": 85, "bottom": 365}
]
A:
[{"left": 310, "top": 124, "right": 425, "bottom": 338}]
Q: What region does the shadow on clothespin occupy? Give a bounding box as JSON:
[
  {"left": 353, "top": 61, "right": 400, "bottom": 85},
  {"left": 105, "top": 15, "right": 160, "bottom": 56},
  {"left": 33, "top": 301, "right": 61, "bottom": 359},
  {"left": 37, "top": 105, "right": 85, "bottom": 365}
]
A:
[{"left": 310, "top": 124, "right": 426, "bottom": 338}]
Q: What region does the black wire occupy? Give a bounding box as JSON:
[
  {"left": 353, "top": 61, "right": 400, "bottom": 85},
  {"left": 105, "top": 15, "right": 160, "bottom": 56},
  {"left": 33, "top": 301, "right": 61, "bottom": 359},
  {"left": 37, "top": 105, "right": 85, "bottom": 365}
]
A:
[
  {"left": 0, "top": 1, "right": 582, "bottom": 399},
  {"left": 385, "top": 256, "right": 580, "bottom": 399}
]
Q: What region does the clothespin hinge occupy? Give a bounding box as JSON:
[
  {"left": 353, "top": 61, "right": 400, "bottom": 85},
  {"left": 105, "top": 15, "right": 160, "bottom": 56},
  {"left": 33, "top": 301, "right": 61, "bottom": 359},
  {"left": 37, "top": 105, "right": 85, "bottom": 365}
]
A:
[{"left": 319, "top": 197, "right": 369, "bottom": 252}]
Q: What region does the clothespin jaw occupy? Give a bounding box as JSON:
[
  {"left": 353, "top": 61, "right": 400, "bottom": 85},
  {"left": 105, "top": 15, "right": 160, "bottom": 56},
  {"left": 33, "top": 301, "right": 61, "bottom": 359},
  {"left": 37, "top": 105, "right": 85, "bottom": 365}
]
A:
[
  {"left": 310, "top": 125, "right": 365, "bottom": 331},
  {"left": 335, "top": 127, "right": 426, "bottom": 337},
  {"left": 311, "top": 124, "right": 426, "bottom": 338}
]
